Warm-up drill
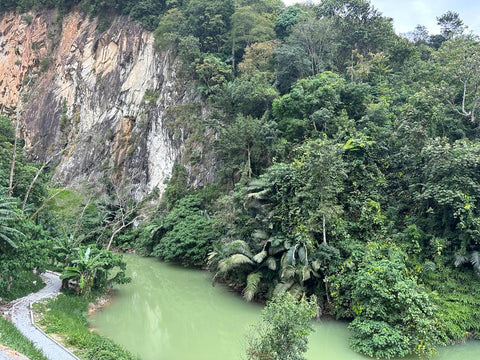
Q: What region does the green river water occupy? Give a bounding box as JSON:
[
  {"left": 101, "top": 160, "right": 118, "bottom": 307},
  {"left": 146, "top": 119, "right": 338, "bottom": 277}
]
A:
[{"left": 92, "top": 255, "right": 480, "bottom": 360}]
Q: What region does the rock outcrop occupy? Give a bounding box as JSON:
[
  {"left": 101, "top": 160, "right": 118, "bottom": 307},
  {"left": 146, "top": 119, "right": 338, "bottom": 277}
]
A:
[{"left": 0, "top": 10, "right": 217, "bottom": 196}]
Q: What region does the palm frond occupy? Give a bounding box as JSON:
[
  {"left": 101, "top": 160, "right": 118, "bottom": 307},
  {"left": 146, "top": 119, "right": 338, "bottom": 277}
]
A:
[
  {"left": 0, "top": 232, "right": 18, "bottom": 249},
  {"left": 0, "top": 197, "right": 23, "bottom": 250},
  {"left": 253, "top": 250, "right": 268, "bottom": 263},
  {"left": 471, "top": 251, "right": 480, "bottom": 271},
  {"left": 223, "top": 240, "right": 253, "bottom": 257},
  {"left": 265, "top": 256, "right": 277, "bottom": 271},
  {"left": 217, "top": 253, "right": 254, "bottom": 274},
  {"left": 243, "top": 272, "right": 262, "bottom": 302},
  {"left": 281, "top": 264, "right": 296, "bottom": 280},
  {"left": 207, "top": 251, "right": 218, "bottom": 262},
  {"left": 454, "top": 253, "right": 468, "bottom": 267},
  {"left": 288, "top": 283, "right": 306, "bottom": 300},
  {"left": 252, "top": 229, "right": 268, "bottom": 240},
  {"left": 273, "top": 280, "right": 294, "bottom": 297}
]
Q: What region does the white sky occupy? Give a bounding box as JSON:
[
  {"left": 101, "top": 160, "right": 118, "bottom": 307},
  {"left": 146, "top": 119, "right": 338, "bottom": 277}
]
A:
[{"left": 282, "top": 0, "right": 480, "bottom": 35}]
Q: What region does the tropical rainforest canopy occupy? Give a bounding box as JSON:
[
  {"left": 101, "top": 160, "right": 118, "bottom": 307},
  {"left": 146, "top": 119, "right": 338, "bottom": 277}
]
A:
[{"left": 1, "top": 0, "right": 480, "bottom": 359}]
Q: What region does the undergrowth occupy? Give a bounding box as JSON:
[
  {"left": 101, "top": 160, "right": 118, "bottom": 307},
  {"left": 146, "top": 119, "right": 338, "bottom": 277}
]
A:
[
  {"left": 0, "top": 271, "right": 44, "bottom": 302},
  {"left": 426, "top": 267, "right": 480, "bottom": 342}
]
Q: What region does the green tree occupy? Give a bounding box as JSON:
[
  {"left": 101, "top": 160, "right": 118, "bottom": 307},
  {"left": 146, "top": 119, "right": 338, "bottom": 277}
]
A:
[
  {"left": 151, "top": 195, "right": 220, "bottom": 266},
  {"left": 274, "top": 6, "right": 304, "bottom": 40},
  {"left": 416, "top": 138, "right": 480, "bottom": 252},
  {"left": 230, "top": 2, "right": 279, "bottom": 68},
  {"left": 215, "top": 114, "right": 271, "bottom": 183},
  {"left": 246, "top": 292, "right": 317, "bottom": 360},
  {"left": 195, "top": 55, "right": 233, "bottom": 97},
  {"left": 272, "top": 71, "right": 348, "bottom": 141},
  {"left": 317, "top": 0, "right": 395, "bottom": 71},
  {"left": 154, "top": 8, "right": 187, "bottom": 50},
  {"left": 184, "top": 0, "right": 234, "bottom": 53},
  {"left": 331, "top": 242, "right": 444, "bottom": 358},
  {"left": 274, "top": 15, "right": 339, "bottom": 93},
  {"left": 60, "top": 245, "right": 130, "bottom": 295},
  {"left": 437, "top": 11, "right": 464, "bottom": 40},
  {"left": 433, "top": 38, "right": 480, "bottom": 124}
]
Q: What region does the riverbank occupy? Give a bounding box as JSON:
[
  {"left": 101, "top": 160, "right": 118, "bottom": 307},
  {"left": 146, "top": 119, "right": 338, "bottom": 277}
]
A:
[
  {"left": 33, "top": 293, "right": 138, "bottom": 360},
  {"left": 1, "top": 270, "right": 135, "bottom": 360}
]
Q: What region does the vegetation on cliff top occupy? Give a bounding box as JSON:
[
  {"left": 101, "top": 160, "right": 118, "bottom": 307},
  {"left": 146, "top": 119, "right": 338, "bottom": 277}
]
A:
[{"left": 1, "top": 0, "right": 480, "bottom": 359}]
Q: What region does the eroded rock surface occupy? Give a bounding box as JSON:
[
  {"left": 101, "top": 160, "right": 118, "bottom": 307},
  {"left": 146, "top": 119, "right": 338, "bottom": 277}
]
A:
[{"left": 0, "top": 11, "right": 216, "bottom": 196}]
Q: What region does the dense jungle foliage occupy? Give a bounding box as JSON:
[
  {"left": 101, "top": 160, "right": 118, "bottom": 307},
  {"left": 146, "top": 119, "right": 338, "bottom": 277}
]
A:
[
  {"left": 1, "top": 0, "right": 480, "bottom": 359},
  {"left": 0, "top": 114, "right": 130, "bottom": 299}
]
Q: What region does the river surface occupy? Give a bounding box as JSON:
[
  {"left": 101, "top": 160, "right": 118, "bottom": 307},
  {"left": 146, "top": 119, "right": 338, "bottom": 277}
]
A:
[{"left": 92, "top": 255, "right": 480, "bottom": 360}]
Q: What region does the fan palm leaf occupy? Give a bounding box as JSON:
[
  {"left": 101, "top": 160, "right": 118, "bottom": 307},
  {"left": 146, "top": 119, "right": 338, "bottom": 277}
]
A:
[{"left": 218, "top": 253, "right": 254, "bottom": 274}]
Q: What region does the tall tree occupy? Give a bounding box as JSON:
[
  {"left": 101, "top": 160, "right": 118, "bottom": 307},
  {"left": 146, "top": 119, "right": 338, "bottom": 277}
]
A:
[
  {"left": 433, "top": 38, "right": 480, "bottom": 124},
  {"left": 437, "top": 11, "right": 464, "bottom": 40}
]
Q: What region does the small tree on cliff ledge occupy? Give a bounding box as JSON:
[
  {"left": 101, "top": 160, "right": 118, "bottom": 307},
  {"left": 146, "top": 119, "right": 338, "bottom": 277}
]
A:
[{"left": 246, "top": 293, "right": 317, "bottom": 360}]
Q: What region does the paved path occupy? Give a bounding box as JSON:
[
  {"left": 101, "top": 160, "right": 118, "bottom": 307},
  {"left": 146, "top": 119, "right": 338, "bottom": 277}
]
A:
[{"left": 8, "top": 271, "right": 79, "bottom": 360}]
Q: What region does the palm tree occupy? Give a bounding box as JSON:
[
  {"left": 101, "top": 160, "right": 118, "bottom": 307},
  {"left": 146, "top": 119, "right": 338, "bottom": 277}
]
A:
[
  {"left": 455, "top": 251, "right": 480, "bottom": 276},
  {"left": 0, "top": 196, "right": 23, "bottom": 253},
  {"left": 210, "top": 232, "right": 320, "bottom": 302}
]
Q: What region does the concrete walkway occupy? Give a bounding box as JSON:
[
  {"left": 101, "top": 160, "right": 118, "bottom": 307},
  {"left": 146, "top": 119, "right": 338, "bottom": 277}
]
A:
[{"left": 8, "top": 271, "right": 79, "bottom": 360}]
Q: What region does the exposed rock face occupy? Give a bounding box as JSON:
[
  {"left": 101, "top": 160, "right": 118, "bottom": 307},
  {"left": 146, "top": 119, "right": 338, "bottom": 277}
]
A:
[{"left": 0, "top": 10, "right": 216, "bottom": 196}]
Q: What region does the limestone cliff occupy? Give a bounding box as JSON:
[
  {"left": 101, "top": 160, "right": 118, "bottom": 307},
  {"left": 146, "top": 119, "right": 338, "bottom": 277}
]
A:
[{"left": 0, "top": 10, "right": 217, "bottom": 196}]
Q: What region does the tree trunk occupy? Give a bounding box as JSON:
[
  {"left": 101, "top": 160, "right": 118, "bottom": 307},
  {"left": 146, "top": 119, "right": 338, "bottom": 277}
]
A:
[
  {"left": 247, "top": 144, "right": 252, "bottom": 179},
  {"left": 322, "top": 213, "right": 327, "bottom": 244},
  {"left": 22, "top": 147, "right": 69, "bottom": 210},
  {"left": 22, "top": 166, "right": 42, "bottom": 210},
  {"left": 106, "top": 227, "right": 123, "bottom": 251},
  {"left": 106, "top": 217, "right": 138, "bottom": 251},
  {"left": 324, "top": 277, "right": 331, "bottom": 305}
]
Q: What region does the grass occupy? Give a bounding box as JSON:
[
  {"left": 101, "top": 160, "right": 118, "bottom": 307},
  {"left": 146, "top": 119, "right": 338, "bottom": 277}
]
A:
[
  {"left": 45, "top": 188, "right": 83, "bottom": 215},
  {"left": 35, "top": 293, "right": 138, "bottom": 360},
  {"left": 0, "top": 317, "right": 48, "bottom": 360}
]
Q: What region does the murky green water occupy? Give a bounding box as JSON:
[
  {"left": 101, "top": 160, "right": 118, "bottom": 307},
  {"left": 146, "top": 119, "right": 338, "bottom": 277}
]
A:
[{"left": 92, "top": 255, "right": 480, "bottom": 360}]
